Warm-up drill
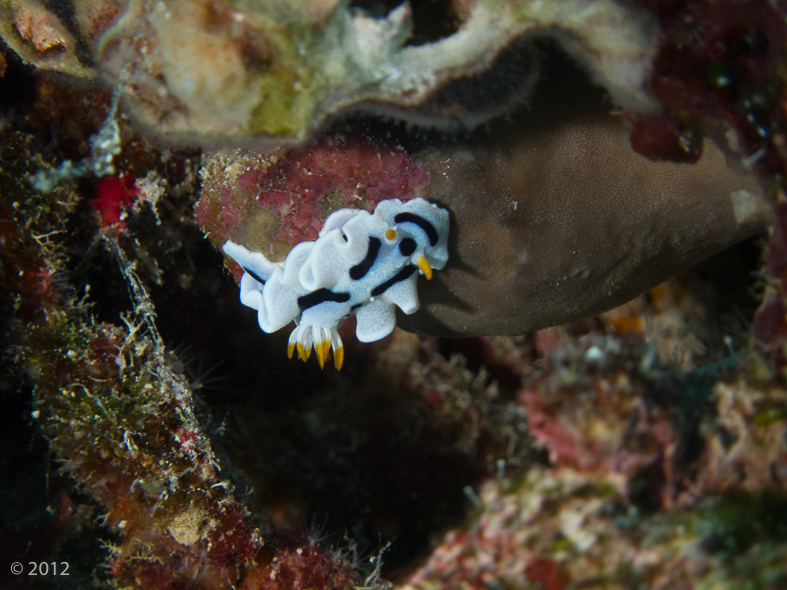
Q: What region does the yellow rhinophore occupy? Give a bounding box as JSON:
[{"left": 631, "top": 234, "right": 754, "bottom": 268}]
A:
[{"left": 416, "top": 255, "right": 433, "bottom": 280}]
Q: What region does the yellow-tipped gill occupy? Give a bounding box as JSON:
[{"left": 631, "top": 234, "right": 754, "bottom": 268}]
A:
[
  {"left": 333, "top": 345, "right": 344, "bottom": 371},
  {"left": 315, "top": 339, "right": 331, "bottom": 369}
]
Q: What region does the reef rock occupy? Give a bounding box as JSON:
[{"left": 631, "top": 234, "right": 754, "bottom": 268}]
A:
[
  {"left": 1, "top": 0, "right": 660, "bottom": 144},
  {"left": 2, "top": 0, "right": 779, "bottom": 340},
  {"left": 406, "top": 106, "right": 768, "bottom": 337},
  {"left": 199, "top": 59, "right": 769, "bottom": 338}
]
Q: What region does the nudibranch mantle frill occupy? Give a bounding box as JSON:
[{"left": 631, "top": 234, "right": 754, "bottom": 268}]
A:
[{"left": 223, "top": 198, "right": 450, "bottom": 369}]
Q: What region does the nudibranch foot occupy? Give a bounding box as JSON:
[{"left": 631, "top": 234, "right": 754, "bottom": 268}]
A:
[{"left": 223, "top": 198, "right": 450, "bottom": 370}]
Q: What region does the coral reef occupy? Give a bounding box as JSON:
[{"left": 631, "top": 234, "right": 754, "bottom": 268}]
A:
[
  {"left": 630, "top": 0, "right": 787, "bottom": 174},
  {"left": 401, "top": 333, "right": 787, "bottom": 589},
  {"left": 198, "top": 57, "right": 768, "bottom": 337},
  {"left": 0, "top": 72, "right": 361, "bottom": 589},
  {"left": 86, "top": 0, "right": 659, "bottom": 143},
  {"left": 0, "top": 0, "right": 97, "bottom": 78},
  {"left": 2, "top": 1, "right": 787, "bottom": 590}
]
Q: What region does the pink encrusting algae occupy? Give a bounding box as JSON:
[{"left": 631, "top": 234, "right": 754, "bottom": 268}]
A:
[{"left": 196, "top": 130, "right": 430, "bottom": 256}]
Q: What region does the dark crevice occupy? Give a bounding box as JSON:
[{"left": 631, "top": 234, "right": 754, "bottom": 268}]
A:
[{"left": 0, "top": 48, "right": 37, "bottom": 111}]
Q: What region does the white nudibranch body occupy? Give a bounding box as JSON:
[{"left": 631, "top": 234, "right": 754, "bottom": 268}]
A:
[{"left": 223, "top": 197, "right": 450, "bottom": 370}]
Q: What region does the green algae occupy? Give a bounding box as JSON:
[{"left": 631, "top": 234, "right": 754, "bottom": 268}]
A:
[
  {"left": 753, "top": 405, "right": 787, "bottom": 426},
  {"left": 692, "top": 491, "right": 787, "bottom": 556}
]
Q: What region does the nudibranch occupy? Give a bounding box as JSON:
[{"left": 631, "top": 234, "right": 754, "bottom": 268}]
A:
[{"left": 223, "top": 198, "right": 449, "bottom": 369}]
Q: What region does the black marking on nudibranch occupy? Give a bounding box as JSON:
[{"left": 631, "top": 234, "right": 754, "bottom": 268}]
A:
[
  {"left": 371, "top": 265, "right": 417, "bottom": 297},
  {"left": 298, "top": 288, "right": 351, "bottom": 311},
  {"left": 398, "top": 238, "right": 416, "bottom": 257},
  {"left": 394, "top": 213, "right": 438, "bottom": 246},
  {"left": 349, "top": 237, "right": 382, "bottom": 280},
  {"left": 243, "top": 267, "right": 266, "bottom": 285}
]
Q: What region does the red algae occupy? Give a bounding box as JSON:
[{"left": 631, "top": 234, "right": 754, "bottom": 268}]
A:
[
  {"left": 628, "top": 0, "right": 787, "bottom": 176},
  {"left": 91, "top": 174, "right": 139, "bottom": 228},
  {"left": 525, "top": 558, "right": 569, "bottom": 590},
  {"left": 197, "top": 130, "right": 429, "bottom": 254},
  {"left": 259, "top": 543, "right": 357, "bottom": 590},
  {"left": 628, "top": 113, "right": 702, "bottom": 163},
  {"left": 753, "top": 198, "right": 787, "bottom": 375}
]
